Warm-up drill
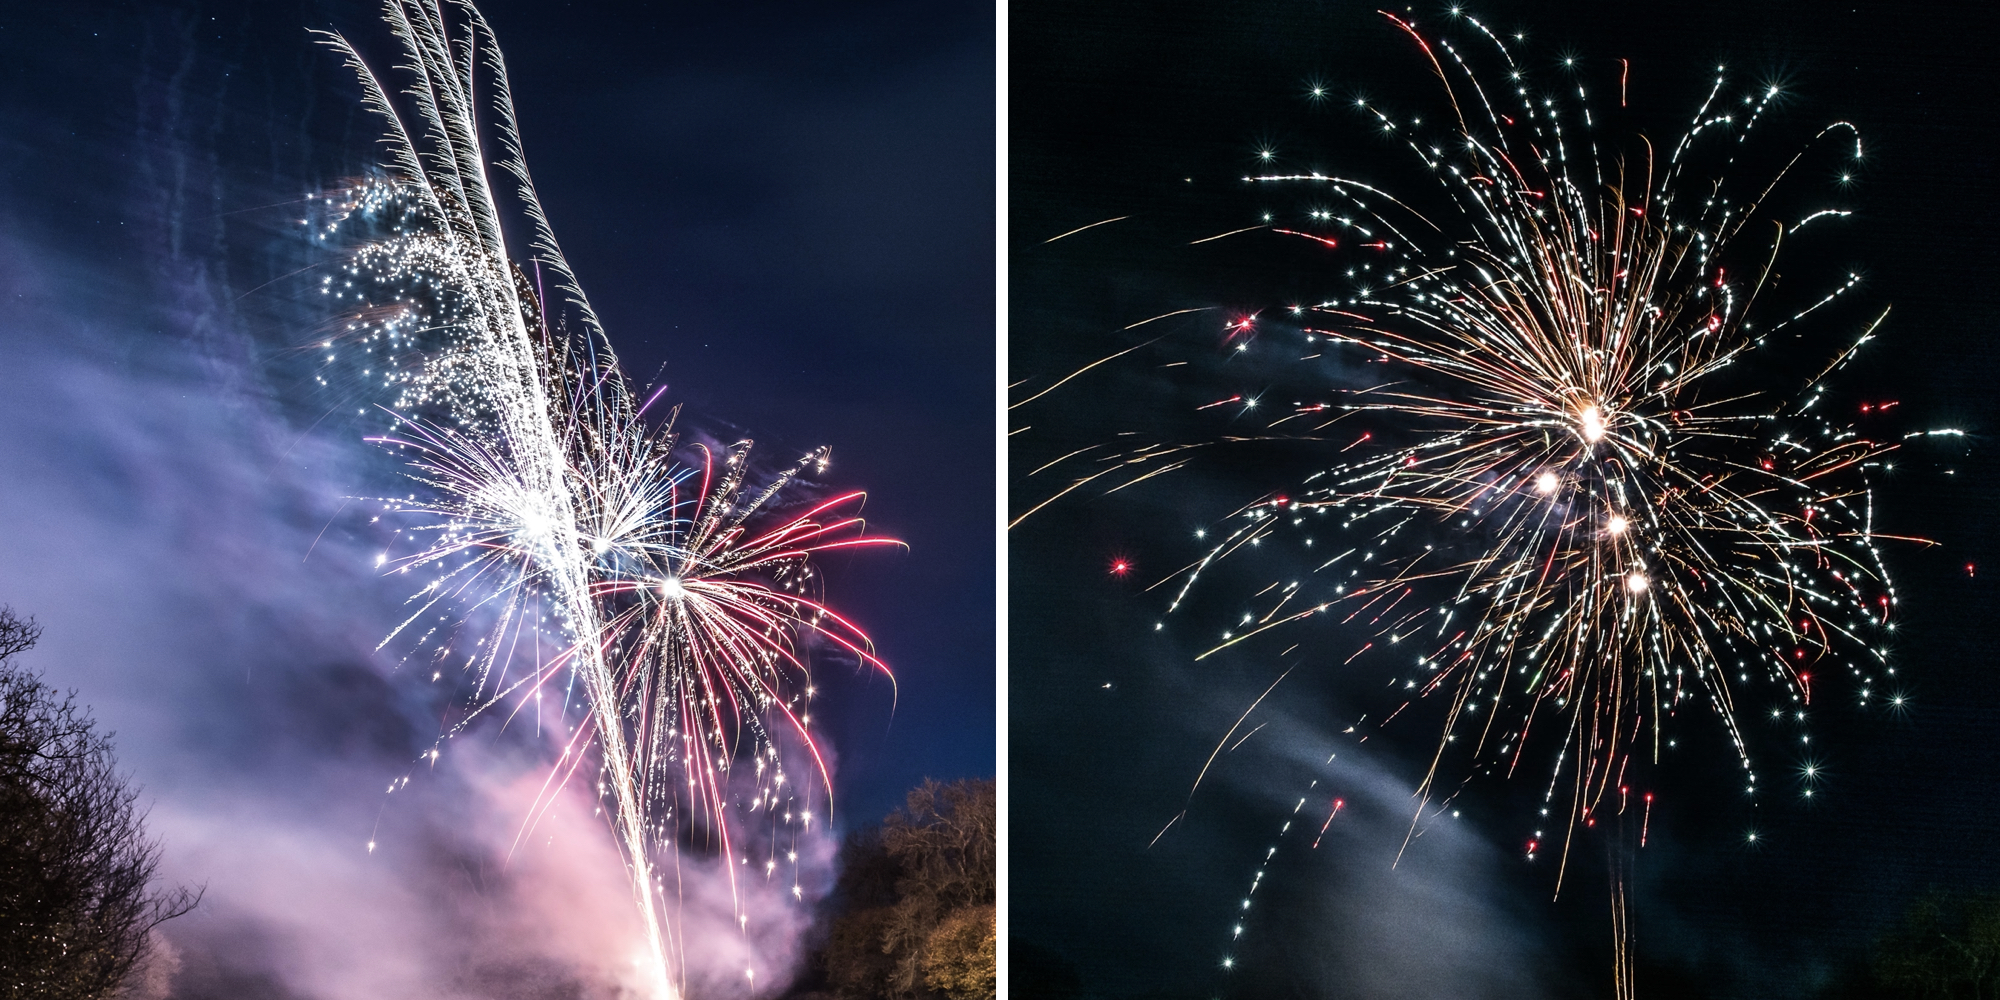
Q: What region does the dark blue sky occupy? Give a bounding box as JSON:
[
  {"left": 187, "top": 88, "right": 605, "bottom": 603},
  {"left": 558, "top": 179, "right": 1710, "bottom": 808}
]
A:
[
  {"left": 0, "top": 2, "right": 990, "bottom": 996},
  {"left": 408, "top": 0, "right": 998, "bottom": 825}
]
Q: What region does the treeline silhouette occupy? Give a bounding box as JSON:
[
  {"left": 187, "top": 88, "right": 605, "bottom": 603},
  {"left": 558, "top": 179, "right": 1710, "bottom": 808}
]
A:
[
  {"left": 784, "top": 778, "right": 996, "bottom": 1000},
  {"left": 0, "top": 606, "right": 197, "bottom": 1000}
]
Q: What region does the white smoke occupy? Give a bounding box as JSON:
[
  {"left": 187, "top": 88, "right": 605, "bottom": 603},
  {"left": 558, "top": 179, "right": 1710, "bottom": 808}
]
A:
[{"left": 0, "top": 221, "right": 839, "bottom": 998}]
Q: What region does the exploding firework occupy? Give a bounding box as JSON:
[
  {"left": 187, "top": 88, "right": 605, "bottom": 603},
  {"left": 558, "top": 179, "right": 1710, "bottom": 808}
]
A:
[
  {"left": 1017, "top": 10, "right": 1941, "bottom": 893},
  {"left": 307, "top": 2, "right": 896, "bottom": 994}
]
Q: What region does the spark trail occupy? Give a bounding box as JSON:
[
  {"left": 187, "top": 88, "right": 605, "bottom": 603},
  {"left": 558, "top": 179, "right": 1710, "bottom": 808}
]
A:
[{"left": 309, "top": 3, "right": 896, "bottom": 994}]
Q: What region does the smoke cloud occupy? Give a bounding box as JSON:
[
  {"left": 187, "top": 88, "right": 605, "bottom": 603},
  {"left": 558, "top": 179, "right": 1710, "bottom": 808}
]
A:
[
  {"left": 0, "top": 188, "right": 835, "bottom": 999},
  {"left": 1204, "top": 698, "right": 1561, "bottom": 999}
]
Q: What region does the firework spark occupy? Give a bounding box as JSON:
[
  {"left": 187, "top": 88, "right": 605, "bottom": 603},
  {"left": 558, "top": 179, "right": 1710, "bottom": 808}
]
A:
[{"left": 309, "top": 3, "right": 896, "bottom": 994}]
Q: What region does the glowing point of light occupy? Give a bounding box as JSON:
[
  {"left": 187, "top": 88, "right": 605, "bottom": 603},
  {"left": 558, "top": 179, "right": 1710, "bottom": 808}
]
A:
[
  {"left": 1535, "top": 471, "right": 1559, "bottom": 494},
  {"left": 1607, "top": 514, "right": 1628, "bottom": 536},
  {"left": 519, "top": 510, "right": 552, "bottom": 539},
  {"left": 1579, "top": 403, "right": 1607, "bottom": 443},
  {"left": 658, "top": 577, "right": 686, "bottom": 600},
  {"left": 1626, "top": 572, "right": 1650, "bottom": 594}
]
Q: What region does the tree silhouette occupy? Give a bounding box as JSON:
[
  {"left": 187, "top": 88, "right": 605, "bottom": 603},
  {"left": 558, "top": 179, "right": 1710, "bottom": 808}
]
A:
[
  {"left": 0, "top": 607, "right": 199, "bottom": 999},
  {"left": 818, "top": 778, "right": 996, "bottom": 1000},
  {"left": 1818, "top": 891, "right": 2000, "bottom": 1000}
]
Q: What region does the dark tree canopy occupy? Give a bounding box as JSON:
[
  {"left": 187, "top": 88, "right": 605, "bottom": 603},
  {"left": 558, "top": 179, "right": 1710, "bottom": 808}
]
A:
[
  {"left": 816, "top": 778, "right": 996, "bottom": 1000},
  {"left": 1817, "top": 891, "right": 2000, "bottom": 1000},
  {"left": 0, "top": 607, "right": 198, "bottom": 999}
]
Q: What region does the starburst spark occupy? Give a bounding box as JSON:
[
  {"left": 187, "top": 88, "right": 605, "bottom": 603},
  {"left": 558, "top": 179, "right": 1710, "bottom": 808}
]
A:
[
  {"left": 1016, "top": 11, "right": 1934, "bottom": 888},
  {"left": 311, "top": 3, "right": 897, "bottom": 994}
]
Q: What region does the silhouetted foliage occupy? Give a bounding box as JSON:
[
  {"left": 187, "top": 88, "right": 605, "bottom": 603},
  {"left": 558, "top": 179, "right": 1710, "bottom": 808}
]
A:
[
  {"left": 920, "top": 903, "right": 995, "bottom": 1000},
  {"left": 0, "top": 607, "right": 199, "bottom": 999},
  {"left": 823, "top": 901, "right": 898, "bottom": 998},
  {"left": 836, "top": 825, "right": 904, "bottom": 912},
  {"left": 1009, "top": 939, "right": 1083, "bottom": 1000},
  {"left": 812, "top": 779, "right": 995, "bottom": 1000},
  {"left": 1818, "top": 891, "right": 2000, "bottom": 1000},
  {"left": 881, "top": 779, "right": 996, "bottom": 998}
]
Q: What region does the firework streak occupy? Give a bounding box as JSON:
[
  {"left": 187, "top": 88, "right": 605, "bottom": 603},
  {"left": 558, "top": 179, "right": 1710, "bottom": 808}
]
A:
[
  {"left": 1016, "top": 9, "right": 1944, "bottom": 934},
  {"left": 310, "top": 3, "right": 895, "bottom": 994}
]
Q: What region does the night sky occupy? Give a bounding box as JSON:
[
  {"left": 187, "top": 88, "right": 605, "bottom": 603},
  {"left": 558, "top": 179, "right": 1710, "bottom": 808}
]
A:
[
  {"left": 1012, "top": 2, "right": 2000, "bottom": 998},
  {"left": 0, "top": 1, "right": 991, "bottom": 996}
]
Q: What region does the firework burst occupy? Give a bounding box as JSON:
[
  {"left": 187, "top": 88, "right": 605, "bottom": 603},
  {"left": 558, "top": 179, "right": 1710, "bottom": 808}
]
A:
[
  {"left": 1018, "top": 11, "right": 1935, "bottom": 890},
  {"left": 307, "top": 2, "right": 896, "bottom": 994}
]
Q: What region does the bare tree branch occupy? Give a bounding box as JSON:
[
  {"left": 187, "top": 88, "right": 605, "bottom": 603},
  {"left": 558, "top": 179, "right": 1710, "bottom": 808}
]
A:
[{"left": 0, "top": 606, "right": 200, "bottom": 1000}]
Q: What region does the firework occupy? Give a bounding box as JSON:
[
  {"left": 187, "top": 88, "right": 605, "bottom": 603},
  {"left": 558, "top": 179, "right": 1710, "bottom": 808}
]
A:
[
  {"left": 309, "top": 3, "right": 896, "bottom": 994},
  {"left": 1019, "top": 11, "right": 1932, "bottom": 892}
]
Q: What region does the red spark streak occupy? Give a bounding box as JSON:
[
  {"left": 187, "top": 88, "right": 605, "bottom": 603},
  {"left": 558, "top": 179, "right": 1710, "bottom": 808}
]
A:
[
  {"left": 1312, "top": 798, "right": 1346, "bottom": 849},
  {"left": 1271, "top": 228, "right": 1339, "bottom": 249}
]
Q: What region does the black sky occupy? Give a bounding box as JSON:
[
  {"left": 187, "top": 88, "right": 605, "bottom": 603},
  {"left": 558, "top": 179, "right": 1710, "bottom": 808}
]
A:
[{"left": 1012, "top": 2, "right": 2000, "bottom": 997}]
